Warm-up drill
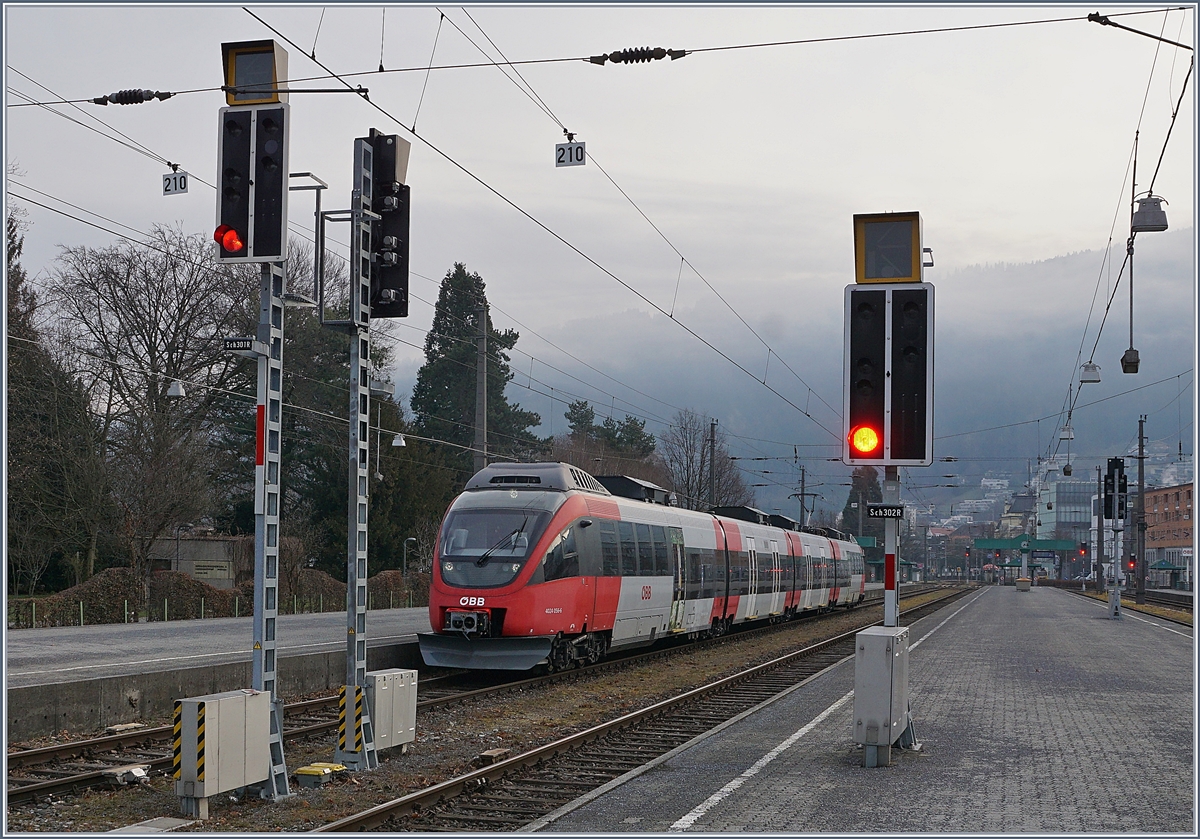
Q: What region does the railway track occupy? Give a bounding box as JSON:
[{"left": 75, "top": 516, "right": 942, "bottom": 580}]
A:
[
  {"left": 4, "top": 584, "right": 940, "bottom": 807},
  {"left": 1058, "top": 586, "right": 1193, "bottom": 626},
  {"left": 1143, "top": 590, "right": 1193, "bottom": 613},
  {"left": 313, "top": 587, "right": 972, "bottom": 833}
]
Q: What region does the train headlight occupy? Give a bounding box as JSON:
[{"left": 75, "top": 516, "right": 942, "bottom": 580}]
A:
[
  {"left": 443, "top": 562, "right": 454, "bottom": 572},
  {"left": 511, "top": 563, "right": 520, "bottom": 572}
]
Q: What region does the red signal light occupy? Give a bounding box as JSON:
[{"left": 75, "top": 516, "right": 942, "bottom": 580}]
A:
[
  {"left": 849, "top": 425, "right": 881, "bottom": 455},
  {"left": 213, "top": 224, "right": 244, "bottom": 253}
]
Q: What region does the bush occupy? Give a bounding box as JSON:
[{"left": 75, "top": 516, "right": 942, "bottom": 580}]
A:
[
  {"left": 7, "top": 566, "right": 433, "bottom": 629},
  {"left": 368, "top": 569, "right": 430, "bottom": 608},
  {"left": 146, "top": 571, "right": 246, "bottom": 620},
  {"left": 12, "top": 568, "right": 144, "bottom": 627}
]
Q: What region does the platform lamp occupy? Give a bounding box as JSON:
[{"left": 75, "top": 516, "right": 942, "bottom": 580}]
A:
[{"left": 1123, "top": 193, "right": 1169, "bottom": 374}]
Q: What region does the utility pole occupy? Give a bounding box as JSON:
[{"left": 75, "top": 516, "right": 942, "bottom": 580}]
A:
[
  {"left": 1136, "top": 415, "right": 1147, "bottom": 604},
  {"left": 473, "top": 305, "right": 487, "bottom": 475},
  {"left": 798, "top": 465, "right": 807, "bottom": 525},
  {"left": 708, "top": 418, "right": 718, "bottom": 509}
]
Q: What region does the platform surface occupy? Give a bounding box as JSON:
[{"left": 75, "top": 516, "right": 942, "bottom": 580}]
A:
[{"left": 534, "top": 586, "right": 1194, "bottom": 834}]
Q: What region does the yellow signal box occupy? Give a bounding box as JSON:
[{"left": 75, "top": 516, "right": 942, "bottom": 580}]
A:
[
  {"left": 853, "top": 211, "right": 924, "bottom": 284},
  {"left": 221, "top": 40, "right": 289, "bottom": 106}
]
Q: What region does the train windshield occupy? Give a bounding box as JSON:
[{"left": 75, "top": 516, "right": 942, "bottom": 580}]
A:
[{"left": 438, "top": 493, "right": 559, "bottom": 588}]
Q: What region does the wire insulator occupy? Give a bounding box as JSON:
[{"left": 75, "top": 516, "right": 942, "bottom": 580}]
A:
[
  {"left": 109, "top": 89, "right": 153, "bottom": 105},
  {"left": 608, "top": 47, "right": 668, "bottom": 64}
]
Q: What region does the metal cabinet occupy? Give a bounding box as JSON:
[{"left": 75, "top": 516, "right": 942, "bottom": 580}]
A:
[
  {"left": 366, "top": 668, "right": 417, "bottom": 752},
  {"left": 852, "top": 626, "right": 909, "bottom": 747}
]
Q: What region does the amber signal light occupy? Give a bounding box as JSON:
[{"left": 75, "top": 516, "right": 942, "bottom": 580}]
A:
[
  {"left": 849, "top": 425, "right": 881, "bottom": 455},
  {"left": 213, "top": 224, "right": 245, "bottom": 253}
]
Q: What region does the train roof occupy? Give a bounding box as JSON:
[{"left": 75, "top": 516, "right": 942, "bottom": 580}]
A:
[
  {"left": 464, "top": 462, "right": 611, "bottom": 495},
  {"left": 710, "top": 505, "right": 771, "bottom": 525},
  {"left": 595, "top": 475, "right": 675, "bottom": 506}
]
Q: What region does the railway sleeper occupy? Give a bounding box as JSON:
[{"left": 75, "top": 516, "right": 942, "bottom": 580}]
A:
[{"left": 454, "top": 801, "right": 551, "bottom": 815}]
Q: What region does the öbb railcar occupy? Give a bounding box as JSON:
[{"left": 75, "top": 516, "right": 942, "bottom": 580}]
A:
[{"left": 417, "top": 462, "right": 865, "bottom": 671}]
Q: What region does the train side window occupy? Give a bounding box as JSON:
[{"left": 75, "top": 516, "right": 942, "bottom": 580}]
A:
[
  {"left": 544, "top": 527, "right": 580, "bottom": 582},
  {"left": 599, "top": 521, "right": 620, "bottom": 576},
  {"left": 651, "top": 525, "right": 669, "bottom": 575},
  {"left": 544, "top": 534, "right": 565, "bottom": 581},
  {"left": 635, "top": 523, "right": 653, "bottom": 575},
  {"left": 729, "top": 550, "right": 747, "bottom": 597},
  {"left": 686, "top": 550, "right": 702, "bottom": 599},
  {"left": 619, "top": 521, "right": 638, "bottom": 576},
  {"left": 710, "top": 548, "right": 725, "bottom": 597}
]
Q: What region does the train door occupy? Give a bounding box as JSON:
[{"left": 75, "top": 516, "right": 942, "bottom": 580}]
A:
[
  {"left": 669, "top": 529, "right": 686, "bottom": 631},
  {"left": 769, "top": 539, "right": 783, "bottom": 615},
  {"left": 744, "top": 536, "right": 759, "bottom": 617}
]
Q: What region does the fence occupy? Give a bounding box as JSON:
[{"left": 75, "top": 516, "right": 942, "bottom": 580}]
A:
[{"left": 7, "top": 573, "right": 430, "bottom": 629}]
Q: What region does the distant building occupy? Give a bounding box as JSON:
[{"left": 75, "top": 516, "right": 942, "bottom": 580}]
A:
[
  {"left": 1000, "top": 493, "right": 1035, "bottom": 539},
  {"left": 147, "top": 531, "right": 245, "bottom": 590},
  {"left": 1037, "top": 480, "right": 1092, "bottom": 544},
  {"left": 1143, "top": 482, "right": 1193, "bottom": 589}
]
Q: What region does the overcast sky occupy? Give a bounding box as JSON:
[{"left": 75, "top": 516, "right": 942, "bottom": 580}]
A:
[{"left": 5, "top": 3, "right": 1196, "bottom": 518}]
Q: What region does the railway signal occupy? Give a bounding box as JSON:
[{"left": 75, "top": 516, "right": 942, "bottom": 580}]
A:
[
  {"left": 1104, "top": 458, "right": 1127, "bottom": 519},
  {"left": 843, "top": 212, "right": 934, "bottom": 466},
  {"left": 366, "top": 130, "right": 411, "bottom": 318},
  {"left": 842, "top": 283, "right": 934, "bottom": 465},
  {"left": 215, "top": 41, "right": 289, "bottom": 263}
]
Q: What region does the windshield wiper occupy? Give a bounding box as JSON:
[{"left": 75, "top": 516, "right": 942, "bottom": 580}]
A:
[{"left": 476, "top": 517, "right": 529, "bottom": 567}]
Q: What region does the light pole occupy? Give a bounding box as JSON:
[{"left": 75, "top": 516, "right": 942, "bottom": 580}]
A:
[{"left": 403, "top": 537, "right": 417, "bottom": 576}]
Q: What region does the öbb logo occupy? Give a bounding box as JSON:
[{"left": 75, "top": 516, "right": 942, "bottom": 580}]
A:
[{"left": 459, "top": 596, "right": 485, "bottom": 606}]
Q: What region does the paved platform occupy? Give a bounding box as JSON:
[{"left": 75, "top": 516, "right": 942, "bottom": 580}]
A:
[{"left": 532, "top": 586, "right": 1194, "bottom": 833}]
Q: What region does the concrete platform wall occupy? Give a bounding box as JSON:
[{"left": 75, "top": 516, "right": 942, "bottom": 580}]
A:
[{"left": 7, "top": 642, "right": 423, "bottom": 742}]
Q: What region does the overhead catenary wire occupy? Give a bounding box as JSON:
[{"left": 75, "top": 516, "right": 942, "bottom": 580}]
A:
[
  {"left": 241, "top": 8, "right": 842, "bottom": 443},
  {"left": 10, "top": 179, "right": 754, "bottom": 461},
  {"left": 1047, "top": 7, "right": 1193, "bottom": 467},
  {"left": 11, "top": 4, "right": 1190, "bottom": 472},
  {"left": 443, "top": 6, "right": 842, "bottom": 423},
  {"left": 7, "top": 7, "right": 1189, "bottom": 108}
]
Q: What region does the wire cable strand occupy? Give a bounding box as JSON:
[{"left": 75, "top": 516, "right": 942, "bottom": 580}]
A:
[
  {"left": 8, "top": 7, "right": 1187, "bottom": 109},
  {"left": 242, "top": 7, "right": 840, "bottom": 442}
]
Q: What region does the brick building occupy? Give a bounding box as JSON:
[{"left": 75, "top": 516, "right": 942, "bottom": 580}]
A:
[{"left": 1143, "top": 482, "right": 1193, "bottom": 589}]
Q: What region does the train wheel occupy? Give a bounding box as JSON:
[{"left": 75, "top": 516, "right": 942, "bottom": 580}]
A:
[
  {"left": 580, "top": 633, "right": 606, "bottom": 666},
  {"left": 546, "top": 635, "right": 576, "bottom": 672}
]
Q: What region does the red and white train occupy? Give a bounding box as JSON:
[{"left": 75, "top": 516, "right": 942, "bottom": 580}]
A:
[{"left": 418, "top": 462, "right": 865, "bottom": 671}]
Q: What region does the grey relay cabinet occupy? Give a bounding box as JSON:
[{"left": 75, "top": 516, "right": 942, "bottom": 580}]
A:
[
  {"left": 174, "top": 688, "right": 271, "bottom": 819},
  {"left": 366, "top": 668, "right": 417, "bottom": 753},
  {"left": 852, "top": 626, "right": 912, "bottom": 767}
]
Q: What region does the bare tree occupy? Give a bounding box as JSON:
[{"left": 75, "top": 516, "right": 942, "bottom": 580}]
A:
[
  {"left": 657, "top": 408, "right": 753, "bottom": 510},
  {"left": 46, "top": 224, "right": 254, "bottom": 582}
]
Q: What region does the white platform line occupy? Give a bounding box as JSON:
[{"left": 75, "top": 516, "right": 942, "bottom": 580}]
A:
[
  {"left": 670, "top": 589, "right": 984, "bottom": 831},
  {"left": 1067, "top": 589, "right": 1193, "bottom": 638},
  {"left": 668, "top": 689, "right": 853, "bottom": 832}
]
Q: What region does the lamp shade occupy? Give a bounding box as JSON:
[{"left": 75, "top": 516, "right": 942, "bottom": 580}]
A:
[{"left": 1131, "top": 196, "right": 1168, "bottom": 233}]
